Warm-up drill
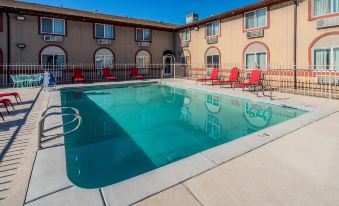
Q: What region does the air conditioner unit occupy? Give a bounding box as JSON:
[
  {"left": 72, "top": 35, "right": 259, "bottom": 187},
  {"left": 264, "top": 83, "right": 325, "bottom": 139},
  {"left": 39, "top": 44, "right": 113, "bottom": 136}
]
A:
[
  {"left": 317, "top": 16, "right": 339, "bottom": 29},
  {"left": 206, "top": 36, "right": 218, "bottom": 44},
  {"left": 43, "top": 35, "right": 63, "bottom": 42},
  {"left": 137, "top": 42, "right": 150, "bottom": 47},
  {"left": 247, "top": 30, "right": 264, "bottom": 39},
  {"left": 96, "top": 39, "right": 112, "bottom": 45},
  {"left": 181, "top": 41, "right": 189, "bottom": 48},
  {"left": 316, "top": 75, "right": 339, "bottom": 85}
]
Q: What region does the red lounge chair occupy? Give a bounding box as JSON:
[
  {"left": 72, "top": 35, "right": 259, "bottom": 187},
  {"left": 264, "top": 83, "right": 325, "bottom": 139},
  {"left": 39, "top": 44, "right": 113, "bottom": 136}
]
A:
[
  {"left": 213, "top": 68, "right": 239, "bottom": 88},
  {"left": 73, "top": 68, "right": 85, "bottom": 83},
  {"left": 0, "top": 92, "right": 21, "bottom": 103},
  {"left": 234, "top": 70, "right": 262, "bottom": 91},
  {"left": 130, "top": 68, "right": 144, "bottom": 79},
  {"left": 0, "top": 99, "right": 15, "bottom": 114},
  {"left": 103, "top": 68, "right": 117, "bottom": 81},
  {"left": 196, "top": 68, "right": 219, "bottom": 84}
]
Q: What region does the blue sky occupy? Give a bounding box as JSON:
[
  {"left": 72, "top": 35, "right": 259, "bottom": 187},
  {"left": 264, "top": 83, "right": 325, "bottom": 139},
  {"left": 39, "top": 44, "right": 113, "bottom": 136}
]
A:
[{"left": 20, "top": 0, "right": 260, "bottom": 24}]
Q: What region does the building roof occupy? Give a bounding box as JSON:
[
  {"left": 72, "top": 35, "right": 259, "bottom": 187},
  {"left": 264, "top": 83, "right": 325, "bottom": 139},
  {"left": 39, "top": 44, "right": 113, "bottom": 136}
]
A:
[
  {"left": 0, "top": 0, "right": 292, "bottom": 32},
  {"left": 0, "top": 0, "right": 179, "bottom": 31},
  {"left": 176, "top": 0, "right": 291, "bottom": 30}
]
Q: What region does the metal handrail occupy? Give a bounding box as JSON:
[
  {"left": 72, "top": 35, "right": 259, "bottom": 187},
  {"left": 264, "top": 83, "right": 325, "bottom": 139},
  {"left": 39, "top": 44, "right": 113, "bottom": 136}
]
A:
[{"left": 38, "top": 106, "right": 82, "bottom": 149}]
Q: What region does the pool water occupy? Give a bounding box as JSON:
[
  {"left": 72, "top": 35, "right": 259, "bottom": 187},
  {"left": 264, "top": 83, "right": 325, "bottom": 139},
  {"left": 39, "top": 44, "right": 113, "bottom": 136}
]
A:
[{"left": 61, "top": 83, "right": 306, "bottom": 189}]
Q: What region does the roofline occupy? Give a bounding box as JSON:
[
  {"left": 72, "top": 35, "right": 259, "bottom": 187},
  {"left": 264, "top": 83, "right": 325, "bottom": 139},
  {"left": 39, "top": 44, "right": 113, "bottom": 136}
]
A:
[
  {"left": 174, "top": 0, "right": 290, "bottom": 31},
  {"left": 0, "top": 1, "right": 179, "bottom": 31}
]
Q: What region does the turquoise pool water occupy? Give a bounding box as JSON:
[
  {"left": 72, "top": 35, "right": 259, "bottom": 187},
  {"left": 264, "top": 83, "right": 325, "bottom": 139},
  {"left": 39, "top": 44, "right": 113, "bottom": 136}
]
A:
[{"left": 61, "top": 83, "right": 306, "bottom": 189}]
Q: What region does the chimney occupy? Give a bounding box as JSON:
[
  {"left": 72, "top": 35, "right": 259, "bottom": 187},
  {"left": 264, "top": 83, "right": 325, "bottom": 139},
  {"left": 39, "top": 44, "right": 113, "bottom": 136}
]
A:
[{"left": 186, "top": 13, "right": 198, "bottom": 24}]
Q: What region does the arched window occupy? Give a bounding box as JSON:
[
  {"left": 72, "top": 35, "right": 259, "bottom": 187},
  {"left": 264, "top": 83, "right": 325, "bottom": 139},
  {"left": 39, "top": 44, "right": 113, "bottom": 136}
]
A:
[
  {"left": 181, "top": 50, "right": 191, "bottom": 65},
  {"left": 40, "top": 46, "right": 66, "bottom": 69},
  {"left": 205, "top": 47, "right": 220, "bottom": 68},
  {"left": 310, "top": 33, "right": 339, "bottom": 70},
  {"left": 136, "top": 50, "right": 151, "bottom": 68},
  {"left": 95, "top": 48, "right": 114, "bottom": 69},
  {"left": 243, "top": 42, "right": 269, "bottom": 70}
]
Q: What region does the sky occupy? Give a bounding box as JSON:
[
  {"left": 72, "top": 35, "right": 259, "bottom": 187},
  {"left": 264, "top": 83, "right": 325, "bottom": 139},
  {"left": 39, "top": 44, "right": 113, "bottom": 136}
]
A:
[{"left": 20, "top": 0, "right": 260, "bottom": 25}]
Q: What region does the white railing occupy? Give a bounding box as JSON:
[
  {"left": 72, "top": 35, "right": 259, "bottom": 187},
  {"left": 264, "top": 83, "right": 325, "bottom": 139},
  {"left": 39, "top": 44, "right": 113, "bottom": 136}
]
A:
[{"left": 1, "top": 62, "right": 338, "bottom": 99}]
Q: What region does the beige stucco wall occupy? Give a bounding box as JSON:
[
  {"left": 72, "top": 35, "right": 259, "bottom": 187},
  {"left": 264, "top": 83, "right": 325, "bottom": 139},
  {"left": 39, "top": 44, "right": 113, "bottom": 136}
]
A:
[
  {"left": 175, "top": 0, "right": 339, "bottom": 69},
  {"left": 6, "top": 13, "right": 174, "bottom": 64}
]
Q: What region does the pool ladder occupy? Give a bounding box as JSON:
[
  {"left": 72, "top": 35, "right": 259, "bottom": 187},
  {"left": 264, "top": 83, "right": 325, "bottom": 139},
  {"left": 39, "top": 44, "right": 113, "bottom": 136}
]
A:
[{"left": 38, "top": 106, "right": 82, "bottom": 149}]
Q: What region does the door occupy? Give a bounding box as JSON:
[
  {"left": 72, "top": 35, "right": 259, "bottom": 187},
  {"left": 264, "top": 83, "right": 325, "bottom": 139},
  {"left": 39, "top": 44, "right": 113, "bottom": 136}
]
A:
[{"left": 163, "top": 55, "right": 174, "bottom": 77}]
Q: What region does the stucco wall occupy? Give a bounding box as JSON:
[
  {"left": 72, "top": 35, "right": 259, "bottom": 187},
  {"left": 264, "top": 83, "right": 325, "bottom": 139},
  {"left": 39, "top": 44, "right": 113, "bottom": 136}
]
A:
[{"left": 7, "top": 13, "right": 174, "bottom": 64}]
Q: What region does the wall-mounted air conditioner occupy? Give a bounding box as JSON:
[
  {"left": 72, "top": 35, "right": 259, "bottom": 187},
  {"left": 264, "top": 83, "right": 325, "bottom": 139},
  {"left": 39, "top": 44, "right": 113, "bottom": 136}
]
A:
[
  {"left": 43, "top": 35, "right": 63, "bottom": 42},
  {"left": 206, "top": 36, "right": 218, "bottom": 44},
  {"left": 181, "top": 41, "right": 189, "bottom": 48},
  {"left": 317, "top": 16, "right": 339, "bottom": 29},
  {"left": 137, "top": 42, "right": 150, "bottom": 47},
  {"left": 96, "top": 39, "right": 112, "bottom": 45},
  {"left": 247, "top": 30, "right": 264, "bottom": 39}
]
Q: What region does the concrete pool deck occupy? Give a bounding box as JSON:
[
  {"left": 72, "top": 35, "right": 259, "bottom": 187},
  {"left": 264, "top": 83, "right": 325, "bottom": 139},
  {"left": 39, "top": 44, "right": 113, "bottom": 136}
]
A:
[{"left": 1, "top": 79, "right": 339, "bottom": 206}]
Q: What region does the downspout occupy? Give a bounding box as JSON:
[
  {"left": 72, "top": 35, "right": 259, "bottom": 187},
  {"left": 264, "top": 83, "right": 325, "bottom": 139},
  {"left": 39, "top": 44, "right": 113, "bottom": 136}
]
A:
[
  {"left": 5, "top": 10, "right": 10, "bottom": 83},
  {"left": 293, "top": 0, "right": 299, "bottom": 89}
]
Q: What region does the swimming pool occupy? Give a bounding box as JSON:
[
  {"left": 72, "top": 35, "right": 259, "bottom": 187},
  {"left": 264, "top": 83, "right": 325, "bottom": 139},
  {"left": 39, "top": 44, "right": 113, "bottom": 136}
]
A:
[{"left": 61, "top": 83, "right": 306, "bottom": 189}]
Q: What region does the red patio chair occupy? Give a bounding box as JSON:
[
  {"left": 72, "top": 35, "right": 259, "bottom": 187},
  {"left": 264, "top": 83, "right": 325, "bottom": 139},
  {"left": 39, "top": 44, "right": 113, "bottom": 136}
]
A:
[
  {"left": 130, "top": 68, "right": 144, "bottom": 79},
  {"left": 73, "top": 68, "right": 85, "bottom": 83},
  {"left": 103, "top": 68, "right": 117, "bottom": 81},
  {"left": 213, "top": 68, "right": 239, "bottom": 88},
  {"left": 0, "top": 92, "right": 21, "bottom": 103},
  {"left": 234, "top": 69, "right": 262, "bottom": 91},
  {"left": 196, "top": 68, "right": 219, "bottom": 85},
  {"left": 0, "top": 99, "right": 15, "bottom": 114}
]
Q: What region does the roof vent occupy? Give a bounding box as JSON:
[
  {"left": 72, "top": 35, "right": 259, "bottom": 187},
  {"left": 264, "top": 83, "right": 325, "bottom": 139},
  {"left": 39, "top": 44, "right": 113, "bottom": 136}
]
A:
[{"left": 186, "top": 13, "right": 199, "bottom": 24}]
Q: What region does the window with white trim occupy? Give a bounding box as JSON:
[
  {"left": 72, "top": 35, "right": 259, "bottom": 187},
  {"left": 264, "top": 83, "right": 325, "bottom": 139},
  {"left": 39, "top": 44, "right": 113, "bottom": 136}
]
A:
[
  {"left": 245, "top": 52, "right": 267, "bottom": 69},
  {"left": 95, "top": 24, "right": 114, "bottom": 39},
  {"left": 95, "top": 48, "right": 114, "bottom": 69},
  {"left": 136, "top": 28, "right": 151, "bottom": 41},
  {"left": 312, "top": 0, "right": 339, "bottom": 17},
  {"left": 245, "top": 8, "right": 267, "bottom": 30},
  {"left": 136, "top": 50, "right": 151, "bottom": 68},
  {"left": 41, "top": 17, "right": 65, "bottom": 35},
  {"left": 181, "top": 29, "right": 190, "bottom": 41},
  {"left": 313, "top": 47, "right": 339, "bottom": 70},
  {"left": 206, "top": 21, "right": 220, "bottom": 37},
  {"left": 41, "top": 46, "right": 66, "bottom": 70}
]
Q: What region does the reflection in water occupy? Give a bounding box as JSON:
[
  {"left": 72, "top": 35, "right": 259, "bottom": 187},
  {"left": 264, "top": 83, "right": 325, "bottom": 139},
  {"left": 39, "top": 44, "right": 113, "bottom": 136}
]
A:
[
  {"left": 61, "top": 84, "right": 306, "bottom": 189},
  {"left": 205, "top": 94, "right": 221, "bottom": 113}
]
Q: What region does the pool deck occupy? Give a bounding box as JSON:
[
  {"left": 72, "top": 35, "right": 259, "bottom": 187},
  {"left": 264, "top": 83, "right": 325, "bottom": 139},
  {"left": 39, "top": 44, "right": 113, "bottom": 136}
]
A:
[{"left": 1, "top": 79, "right": 339, "bottom": 206}]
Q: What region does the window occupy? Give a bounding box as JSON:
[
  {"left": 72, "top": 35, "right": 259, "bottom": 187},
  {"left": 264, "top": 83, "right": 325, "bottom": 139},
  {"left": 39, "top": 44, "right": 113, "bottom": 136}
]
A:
[
  {"left": 206, "top": 21, "right": 220, "bottom": 37},
  {"left": 205, "top": 47, "right": 220, "bottom": 68},
  {"left": 95, "top": 24, "right": 114, "bottom": 39},
  {"left": 95, "top": 48, "right": 114, "bottom": 69},
  {"left": 313, "top": 0, "right": 339, "bottom": 17},
  {"left": 136, "top": 29, "right": 151, "bottom": 41},
  {"left": 207, "top": 95, "right": 221, "bottom": 107},
  {"left": 313, "top": 47, "right": 339, "bottom": 70},
  {"left": 245, "top": 8, "right": 267, "bottom": 30},
  {"left": 41, "top": 46, "right": 66, "bottom": 70},
  {"left": 245, "top": 52, "right": 267, "bottom": 69},
  {"left": 181, "top": 50, "right": 191, "bottom": 64},
  {"left": 41, "top": 17, "right": 65, "bottom": 35},
  {"left": 136, "top": 50, "right": 151, "bottom": 68},
  {"left": 181, "top": 29, "right": 190, "bottom": 41}
]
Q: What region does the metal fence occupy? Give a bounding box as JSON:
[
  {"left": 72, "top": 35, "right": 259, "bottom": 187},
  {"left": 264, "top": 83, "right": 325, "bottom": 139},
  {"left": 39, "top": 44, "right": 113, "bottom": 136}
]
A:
[{"left": 1, "top": 63, "right": 338, "bottom": 99}]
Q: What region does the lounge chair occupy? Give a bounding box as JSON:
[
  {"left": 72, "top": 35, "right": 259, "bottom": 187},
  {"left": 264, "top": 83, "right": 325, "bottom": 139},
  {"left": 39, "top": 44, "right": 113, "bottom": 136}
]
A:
[
  {"left": 0, "top": 92, "right": 21, "bottom": 104},
  {"left": 0, "top": 99, "right": 15, "bottom": 114},
  {"left": 213, "top": 68, "right": 239, "bottom": 88},
  {"left": 103, "top": 68, "right": 117, "bottom": 81},
  {"left": 234, "top": 69, "right": 262, "bottom": 91},
  {"left": 196, "top": 68, "right": 219, "bottom": 85},
  {"left": 130, "top": 68, "right": 144, "bottom": 79},
  {"left": 73, "top": 68, "right": 85, "bottom": 83}
]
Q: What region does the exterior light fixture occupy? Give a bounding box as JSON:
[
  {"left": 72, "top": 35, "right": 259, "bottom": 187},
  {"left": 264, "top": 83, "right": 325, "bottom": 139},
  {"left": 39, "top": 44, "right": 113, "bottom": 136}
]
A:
[{"left": 16, "top": 15, "right": 25, "bottom": 21}]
